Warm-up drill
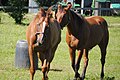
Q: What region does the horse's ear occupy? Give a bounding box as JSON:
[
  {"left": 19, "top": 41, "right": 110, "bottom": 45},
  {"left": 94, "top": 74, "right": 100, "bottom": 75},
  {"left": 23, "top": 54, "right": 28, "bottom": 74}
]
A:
[
  {"left": 38, "top": 7, "right": 45, "bottom": 14},
  {"left": 64, "top": 7, "right": 69, "bottom": 12},
  {"left": 57, "top": 4, "right": 62, "bottom": 11},
  {"left": 39, "top": 7, "right": 44, "bottom": 11},
  {"left": 68, "top": 3, "right": 72, "bottom": 9},
  {"left": 64, "top": 3, "right": 72, "bottom": 11},
  {"left": 37, "top": 7, "right": 43, "bottom": 17},
  {"left": 47, "top": 6, "right": 53, "bottom": 13},
  {"left": 47, "top": 6, "right": 54, "bottom": 17}
]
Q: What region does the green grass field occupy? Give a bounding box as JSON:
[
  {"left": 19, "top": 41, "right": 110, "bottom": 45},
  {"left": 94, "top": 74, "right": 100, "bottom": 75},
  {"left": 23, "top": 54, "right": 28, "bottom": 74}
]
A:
[{"left": 0, "top": 12, "right": 120, "bottom": 80}]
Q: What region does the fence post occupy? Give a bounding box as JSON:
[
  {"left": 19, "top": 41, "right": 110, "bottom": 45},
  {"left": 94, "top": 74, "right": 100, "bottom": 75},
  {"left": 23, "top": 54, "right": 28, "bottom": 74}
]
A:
[
  {"left": 94, "top": 1, "right": 99, "bottom": 16},
  {"left": 29, "top": 0, "right": 38, "bottom": 13},
  {"left": 81, "top": 0, "right": 84, "bottom": 14}
]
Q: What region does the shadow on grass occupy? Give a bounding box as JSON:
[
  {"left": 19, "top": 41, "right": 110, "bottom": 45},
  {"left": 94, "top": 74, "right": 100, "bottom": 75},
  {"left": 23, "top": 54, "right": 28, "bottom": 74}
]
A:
[
  {"left": 105, "top": 76, "right": 115, "bottom": 80},
  {"left": 85, "top": 76, "right": 115, "bottom": 80},
  {"left": 18, "top": 22, "right": 29, "bottom": 26},
  {"left": 37, "top": 68, "right": 62, "bottom": 72}
]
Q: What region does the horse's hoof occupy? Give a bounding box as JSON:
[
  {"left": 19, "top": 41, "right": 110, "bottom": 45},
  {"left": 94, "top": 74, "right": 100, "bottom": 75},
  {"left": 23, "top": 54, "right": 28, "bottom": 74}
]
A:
[
  {"left": 73, "top": 78, "right": 77, "bottom": 80},
  {"left": 42, "top": 77, "right": 48, "bottom": 80},
  {"left": 80, "top": 76, "right": 85, "bottom": 80},
  {"left": 100, "top": 77, "right": 103, "bottom": 80},
  {"left": 75, "top": 73, "right": 80, "bottom": 78},
  {"left": 73, "top": 77, "right": 81, "bottom": 80}
]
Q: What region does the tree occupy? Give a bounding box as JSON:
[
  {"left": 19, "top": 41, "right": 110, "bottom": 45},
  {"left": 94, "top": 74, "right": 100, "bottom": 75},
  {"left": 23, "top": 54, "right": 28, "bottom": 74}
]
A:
[
  {"left": 7, "top": 0, "right": 61, "bottom": 24},
  {"left": 7, "top": 0, "right": 27, "bottom": 24},
  {"left": 34, "top": 0, "right": 62, "bottom": 7}
]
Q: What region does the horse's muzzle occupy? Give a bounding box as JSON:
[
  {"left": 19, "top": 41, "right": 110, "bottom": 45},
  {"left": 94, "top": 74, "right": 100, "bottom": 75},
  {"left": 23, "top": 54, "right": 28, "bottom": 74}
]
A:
[
  {"left": 35, "top": 32, "right": 44, "bottom": 46},
  {"left": 37, "top": 37, "right": 43, "bottom": 45}
]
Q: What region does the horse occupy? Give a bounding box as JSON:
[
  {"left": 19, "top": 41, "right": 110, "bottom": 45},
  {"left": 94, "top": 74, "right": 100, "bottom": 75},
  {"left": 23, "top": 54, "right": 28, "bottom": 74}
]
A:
[
  {"left": 56, "top": 5, "right": 109, "bottom": 80},
  {"left": 26, "top": 7, "right": 61, "bottom": 80}
]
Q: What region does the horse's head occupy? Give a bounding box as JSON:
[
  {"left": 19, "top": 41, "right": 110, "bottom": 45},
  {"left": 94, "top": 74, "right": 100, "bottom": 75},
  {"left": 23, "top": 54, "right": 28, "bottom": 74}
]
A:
[
  {"left": 55, "top": 4, "right": 72, "bottom": 29},
  {"left": 35, "top": 20, "right": 49, "bottom": 46},
  {"left": 35, "top": 8, "right": 51, "bottom": 45},
  {"left": 37, "top": 7, "right": 46, "bottom": 19}
]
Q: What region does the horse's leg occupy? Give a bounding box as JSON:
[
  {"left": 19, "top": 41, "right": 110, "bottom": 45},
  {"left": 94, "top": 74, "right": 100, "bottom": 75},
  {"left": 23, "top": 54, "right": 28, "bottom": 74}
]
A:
[
  {"left": 45, "top": 62, "right": 50, "bottom": 80},
  {"left": 99, "top": 46, "right": 107, "bottom": 80},
  {"left": 99, "top": 39, "right": 108, "bottom": 80},
  {"left": 29, "top": 46, "right": 36, "bottom": 80},
  {"left": 42, "top": 59, "right": 48, "bottom": 80},
  {"left": 75, "top": 49, "right": 84, "bottom": 79},
  {"left": 42, "top": 51, "right": 51, "bottom": 80},
  {"left": 81, "top": 49, "right": 89, "bottom": 80},
  {"left": 69, "top": 47, "right": 76, "bottom": 75}
]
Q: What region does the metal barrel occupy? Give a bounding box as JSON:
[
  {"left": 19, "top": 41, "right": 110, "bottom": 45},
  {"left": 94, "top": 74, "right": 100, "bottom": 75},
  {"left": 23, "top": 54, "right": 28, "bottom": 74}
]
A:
[
  {"left": 15, "top": 40, "right": 30, "bottom": 68},
  {"left": 15, "top": 40, "right": 38, "bottom": 69}
]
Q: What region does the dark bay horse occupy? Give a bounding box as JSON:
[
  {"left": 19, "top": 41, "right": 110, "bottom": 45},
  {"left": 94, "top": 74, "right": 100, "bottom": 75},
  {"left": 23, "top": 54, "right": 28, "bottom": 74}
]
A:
[
  {"left": 26, "top": 7, "right": 61, "bottom": 80},
  {"left": 56, "top": 5, "right": 109, "bottom": 80}
]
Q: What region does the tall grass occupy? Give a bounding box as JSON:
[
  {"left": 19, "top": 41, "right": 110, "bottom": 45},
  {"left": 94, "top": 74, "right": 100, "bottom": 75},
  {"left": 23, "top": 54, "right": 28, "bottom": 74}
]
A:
[{"left": 0, "top": 12, "right": 120, "bottom": 80}]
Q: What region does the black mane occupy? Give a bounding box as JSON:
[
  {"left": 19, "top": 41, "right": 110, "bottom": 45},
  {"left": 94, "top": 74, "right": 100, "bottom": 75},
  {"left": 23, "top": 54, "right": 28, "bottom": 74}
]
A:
[{"left": 69, "top": 9, "right": 85, "bottom": 25}]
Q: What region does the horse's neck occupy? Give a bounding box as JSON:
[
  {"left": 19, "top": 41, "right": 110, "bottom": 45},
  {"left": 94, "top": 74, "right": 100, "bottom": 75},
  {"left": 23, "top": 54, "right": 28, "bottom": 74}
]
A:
[
  {"left": 68, "top": 15, "right": 82, "bottom": 36},
  {"left": 49, "top": 19, "right": 61, "bottom": 47},
  {"left": 29, "top": 15, "right": 42, "bottom": 34},
  {"left": 68, "top": 13, "right": 89, "bottom": 41}
]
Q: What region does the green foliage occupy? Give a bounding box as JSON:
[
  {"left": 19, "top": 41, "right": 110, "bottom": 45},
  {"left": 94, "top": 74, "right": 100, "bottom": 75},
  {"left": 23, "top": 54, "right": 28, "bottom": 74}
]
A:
[
  {"left": 6, "top": 0, "right": 62, "bottom": 24},
  {"left": 34, "top": 0, "right": 62, "bottom": 7},
  {"left": 7, "top": 0, "right": 27, "bottom": 24}
]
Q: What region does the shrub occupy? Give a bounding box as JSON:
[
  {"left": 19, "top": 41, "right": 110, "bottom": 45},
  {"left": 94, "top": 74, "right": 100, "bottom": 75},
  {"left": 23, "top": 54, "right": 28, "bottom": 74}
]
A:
[
  {"left": 7, "top": 0, "right": 27, "bottom": 24},
  {"left": 7, "top": 0, "right": 61, "bottom": 24},
  {"left": 35, "top": 0, "right": 62, "bottom": 7}
]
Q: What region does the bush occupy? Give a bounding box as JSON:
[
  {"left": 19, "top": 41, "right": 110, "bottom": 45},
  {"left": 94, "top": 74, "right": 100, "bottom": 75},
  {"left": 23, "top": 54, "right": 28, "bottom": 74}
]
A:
[
  {"left": 7, "top": 0, "right": 61, "bottom": 24},
  {"left": 7, "top": 0, "right": 27, "bottom": 24},
  {"left": 35, "top": 0, "right": 62, "bottom": 7}
]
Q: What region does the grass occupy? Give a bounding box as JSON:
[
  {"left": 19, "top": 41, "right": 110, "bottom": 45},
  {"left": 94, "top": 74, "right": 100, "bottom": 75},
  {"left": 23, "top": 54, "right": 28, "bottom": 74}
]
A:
[{"left": 0, "top": 12, "right": 120, "bottom": 80}]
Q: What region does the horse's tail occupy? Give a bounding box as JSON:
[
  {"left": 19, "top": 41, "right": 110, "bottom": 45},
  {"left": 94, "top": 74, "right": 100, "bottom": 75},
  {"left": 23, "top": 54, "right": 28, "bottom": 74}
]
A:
[
  {"left": 99, "top": 19, "right": 109, "bottom": 47},
  {"left": 102, "top": 20, "right": 108, "bottom": 28}
]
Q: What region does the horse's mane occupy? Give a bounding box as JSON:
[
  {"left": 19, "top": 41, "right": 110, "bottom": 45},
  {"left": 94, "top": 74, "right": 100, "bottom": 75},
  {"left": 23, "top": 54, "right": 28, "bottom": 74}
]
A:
[
  {"left": 69, "top": 10, "right": 85, "bottom": 24},
  {"left": 34, "top": 14, "right": 40, "bottom": 22}
]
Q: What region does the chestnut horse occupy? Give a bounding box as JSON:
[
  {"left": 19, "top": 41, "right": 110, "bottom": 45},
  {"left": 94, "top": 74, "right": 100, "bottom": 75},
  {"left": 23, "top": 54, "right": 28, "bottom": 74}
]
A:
[
  {"left": 56, "top": 5, "right": 109, "bottom": 80},
  {"left": 26, "top": 7, "right": 61, "bottom": 80}
]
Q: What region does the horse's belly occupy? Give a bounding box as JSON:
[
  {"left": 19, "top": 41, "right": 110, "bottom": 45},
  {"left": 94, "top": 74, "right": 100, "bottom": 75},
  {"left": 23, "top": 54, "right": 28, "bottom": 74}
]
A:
[
  {"left": 86, "top": 31, "right": 104, "bottom": 50},
  {"left": 86, "top": 41, "right": 99, "bottom": 50},
  {"left": 86, "top": 25, "right": 104, "bottom": 49}
]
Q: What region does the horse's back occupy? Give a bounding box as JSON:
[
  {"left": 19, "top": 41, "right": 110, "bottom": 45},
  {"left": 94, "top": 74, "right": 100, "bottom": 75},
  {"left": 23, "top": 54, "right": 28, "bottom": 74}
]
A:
[
  {"left": 87, "top": 16, "right": 109, "bottom": 36},
  {"left": 85, "top": 16, "right": 109, "bottom": 49},
  {"left": 86, "top": 16, "right": 107, "bottom": 26}
]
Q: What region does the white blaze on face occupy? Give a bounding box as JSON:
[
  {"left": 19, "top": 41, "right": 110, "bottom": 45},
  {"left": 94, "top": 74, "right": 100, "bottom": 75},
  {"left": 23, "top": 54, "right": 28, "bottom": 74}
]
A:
[
  {"left": 52, "top": 11, "right": 55, "bottom": 19},
  {"left": 41, "top": 21, "right": 46, "bottom": 41},
  {"left": 37, "top": 21, "right": 46, "bottom": 44}
]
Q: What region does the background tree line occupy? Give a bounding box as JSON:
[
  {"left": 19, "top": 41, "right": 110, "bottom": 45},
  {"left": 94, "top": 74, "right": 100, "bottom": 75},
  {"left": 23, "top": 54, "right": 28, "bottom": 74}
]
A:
[{"left": 0, "top": 0, "right": 62, "bottom": 24}]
